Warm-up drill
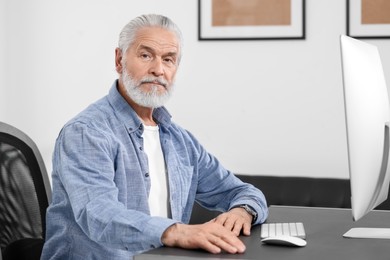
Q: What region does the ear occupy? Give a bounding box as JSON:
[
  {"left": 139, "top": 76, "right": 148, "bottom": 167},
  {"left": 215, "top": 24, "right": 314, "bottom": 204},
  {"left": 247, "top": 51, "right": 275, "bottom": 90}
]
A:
[{"left": 115, "top": 48, "right": 123, "bottom": 74}]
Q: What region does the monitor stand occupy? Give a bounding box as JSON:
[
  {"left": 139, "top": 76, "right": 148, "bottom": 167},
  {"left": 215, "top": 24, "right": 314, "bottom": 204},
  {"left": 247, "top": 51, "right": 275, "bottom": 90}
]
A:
[{"left": 343, "top": 228, "right": 390, "bottom": 239}]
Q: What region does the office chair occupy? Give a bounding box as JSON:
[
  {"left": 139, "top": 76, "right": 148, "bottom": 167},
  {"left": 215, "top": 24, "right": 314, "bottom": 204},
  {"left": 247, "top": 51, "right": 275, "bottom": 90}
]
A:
[{"left": 0, "top": 122, "right": 52, "bottom": 260}]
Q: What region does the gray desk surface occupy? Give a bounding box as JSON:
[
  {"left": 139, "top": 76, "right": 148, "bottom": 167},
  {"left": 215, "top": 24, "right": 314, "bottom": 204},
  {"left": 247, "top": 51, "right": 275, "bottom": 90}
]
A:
[{"left": 135, "top": 206, "right": 390, "bottom": 260}]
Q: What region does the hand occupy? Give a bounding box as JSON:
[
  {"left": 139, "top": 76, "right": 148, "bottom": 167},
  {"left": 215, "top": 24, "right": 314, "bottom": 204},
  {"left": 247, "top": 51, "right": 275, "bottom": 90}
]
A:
[
  {"left": 161, "top": 221, "right": 246, "bottom": 254},
  {"left": 213, "top": 207, "right": 253, "bottom": 236}
]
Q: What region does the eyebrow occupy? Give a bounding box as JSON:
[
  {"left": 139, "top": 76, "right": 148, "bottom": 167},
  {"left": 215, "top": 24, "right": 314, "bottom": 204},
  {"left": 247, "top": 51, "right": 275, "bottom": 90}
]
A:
[
  {"left": 138, "top": 45, "right": 155, "bottom": 54},
  {"left": 138, "top": 44, "right": 178, "bottom": 58}
]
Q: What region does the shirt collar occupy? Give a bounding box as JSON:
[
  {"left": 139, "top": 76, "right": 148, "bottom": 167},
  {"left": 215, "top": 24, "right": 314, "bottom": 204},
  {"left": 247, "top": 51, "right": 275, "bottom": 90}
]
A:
[{"left": 107, "top": 80, "right": 172, "bottom": 132}]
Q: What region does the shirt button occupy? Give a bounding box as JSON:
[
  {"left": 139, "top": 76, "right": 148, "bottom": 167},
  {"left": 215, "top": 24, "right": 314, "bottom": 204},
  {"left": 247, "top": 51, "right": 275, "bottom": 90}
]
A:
[
  {"left": 145, "top": 173, "right": 149, "bottom": 177},
  {"left": 139, "top": 146, "right": 143, "bottom": 151}
]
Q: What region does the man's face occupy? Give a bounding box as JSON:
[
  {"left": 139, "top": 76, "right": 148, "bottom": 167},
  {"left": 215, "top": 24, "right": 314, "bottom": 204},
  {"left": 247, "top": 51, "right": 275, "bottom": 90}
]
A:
[{"left": 120, "top": 27, "right": 180, "bottom": 108}]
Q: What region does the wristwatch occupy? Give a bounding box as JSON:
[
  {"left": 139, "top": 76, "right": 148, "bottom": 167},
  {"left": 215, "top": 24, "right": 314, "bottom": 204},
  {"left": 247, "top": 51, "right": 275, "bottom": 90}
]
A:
[{"left": 233, "top": 204, "right": 258, "bottom": 224}]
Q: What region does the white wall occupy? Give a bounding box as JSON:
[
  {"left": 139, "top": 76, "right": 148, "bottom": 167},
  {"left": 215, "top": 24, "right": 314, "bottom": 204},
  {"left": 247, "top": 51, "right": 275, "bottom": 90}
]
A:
[{"left": 2, "top": 0, "right": 390, "bottom": 180}]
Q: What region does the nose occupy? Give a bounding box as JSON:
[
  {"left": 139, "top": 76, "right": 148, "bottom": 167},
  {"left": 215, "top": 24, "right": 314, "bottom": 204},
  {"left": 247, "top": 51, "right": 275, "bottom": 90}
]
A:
[{"left": 149, "top": 58, "right": 164, "bottom": 77}]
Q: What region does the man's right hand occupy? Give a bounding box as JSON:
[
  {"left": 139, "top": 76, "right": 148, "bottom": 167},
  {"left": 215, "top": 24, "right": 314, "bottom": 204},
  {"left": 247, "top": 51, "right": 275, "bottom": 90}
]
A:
[{"left": 161, "top": 221, "right": 246, "bottom": 254}]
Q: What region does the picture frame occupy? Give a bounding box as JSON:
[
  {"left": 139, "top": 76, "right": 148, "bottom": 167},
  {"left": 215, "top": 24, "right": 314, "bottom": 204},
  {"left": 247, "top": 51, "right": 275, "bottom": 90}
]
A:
[
  {"left": 198, "top": 0, "right": 305, "bottom": 40},
  {"left": 347, "top": 0, "right": 390, "bottom": 39}
]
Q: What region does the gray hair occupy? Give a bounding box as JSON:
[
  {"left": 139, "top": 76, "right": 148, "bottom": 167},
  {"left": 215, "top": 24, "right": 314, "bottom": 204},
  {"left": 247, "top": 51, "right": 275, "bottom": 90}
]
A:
[{"left": 118, "top": 14, "right": 183, "bottom": 63}]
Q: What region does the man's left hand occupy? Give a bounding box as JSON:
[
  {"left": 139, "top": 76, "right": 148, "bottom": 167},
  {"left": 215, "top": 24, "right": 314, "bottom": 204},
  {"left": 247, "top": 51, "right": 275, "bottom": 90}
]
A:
[{"left": 212, "top": 208, "right": 253, "bottom": 236}]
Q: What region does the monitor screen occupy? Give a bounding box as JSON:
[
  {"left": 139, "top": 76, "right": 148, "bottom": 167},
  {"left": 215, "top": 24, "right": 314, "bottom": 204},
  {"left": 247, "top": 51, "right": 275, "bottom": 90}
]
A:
[{"left": 340, "top": 35, "right": 390, "bottom": 239}]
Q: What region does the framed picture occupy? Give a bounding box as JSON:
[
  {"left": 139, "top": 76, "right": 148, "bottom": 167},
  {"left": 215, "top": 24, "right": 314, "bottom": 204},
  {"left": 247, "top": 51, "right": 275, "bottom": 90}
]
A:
[
  {"left": 198, "top": 0, "right": 305, "bottom": 40},
  {"left": 347, "top": 0, "right": 390, "bottom": 39}
]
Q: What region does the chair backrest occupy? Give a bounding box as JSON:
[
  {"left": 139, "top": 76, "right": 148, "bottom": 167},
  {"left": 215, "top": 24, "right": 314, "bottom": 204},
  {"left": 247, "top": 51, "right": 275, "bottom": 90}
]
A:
[{"left": 0, "top": 122, "right": 51, "bottom": 258}]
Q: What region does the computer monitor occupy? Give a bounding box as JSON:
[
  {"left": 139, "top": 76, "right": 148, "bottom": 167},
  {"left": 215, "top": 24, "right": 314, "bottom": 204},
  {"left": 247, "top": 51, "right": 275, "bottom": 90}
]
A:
[{"left": 340, "top": 35, "right": 390, "bottom": 239}]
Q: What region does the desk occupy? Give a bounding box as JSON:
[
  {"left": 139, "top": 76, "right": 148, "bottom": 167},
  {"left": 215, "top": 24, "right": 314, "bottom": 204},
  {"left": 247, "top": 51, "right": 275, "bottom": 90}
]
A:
[{"left": 135, "top": 206, "right": 390, "bottom": 259}]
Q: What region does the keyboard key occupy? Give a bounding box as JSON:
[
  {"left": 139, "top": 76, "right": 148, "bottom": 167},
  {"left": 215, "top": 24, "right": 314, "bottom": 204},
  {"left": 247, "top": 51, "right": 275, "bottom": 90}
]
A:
[
  {"left": 289, "top": 222, "right": 298, "bottom": 237},
  {"left": 283, "top": 223, "right": 290, "bottom": 235},
  {"left": 296, "top": 222, "right": 306, "bottom": 238}
]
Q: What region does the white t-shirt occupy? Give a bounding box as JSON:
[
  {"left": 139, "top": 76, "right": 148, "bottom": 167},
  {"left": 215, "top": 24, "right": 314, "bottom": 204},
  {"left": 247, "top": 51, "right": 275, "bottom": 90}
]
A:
[{"left": 142, "top": 124, "right": 168, "bottom": 218}]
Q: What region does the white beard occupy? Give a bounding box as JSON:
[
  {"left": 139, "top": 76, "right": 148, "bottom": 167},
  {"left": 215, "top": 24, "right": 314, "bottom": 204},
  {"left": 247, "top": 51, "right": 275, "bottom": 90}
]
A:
[{"left": 121, "top": 70, "right": 174, "bottom": 108}]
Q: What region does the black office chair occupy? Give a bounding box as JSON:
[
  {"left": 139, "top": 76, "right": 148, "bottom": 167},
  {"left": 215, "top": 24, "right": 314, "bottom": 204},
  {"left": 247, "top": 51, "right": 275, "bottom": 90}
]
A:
[{"left": 0, "top": 122, "right": 52, "bottom": 260}]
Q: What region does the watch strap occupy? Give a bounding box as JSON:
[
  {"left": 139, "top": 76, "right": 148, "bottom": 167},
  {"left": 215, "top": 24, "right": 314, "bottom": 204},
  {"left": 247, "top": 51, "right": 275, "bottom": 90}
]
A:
[{"left": 232, "top": 204, "right": 258, "bottom": 224}]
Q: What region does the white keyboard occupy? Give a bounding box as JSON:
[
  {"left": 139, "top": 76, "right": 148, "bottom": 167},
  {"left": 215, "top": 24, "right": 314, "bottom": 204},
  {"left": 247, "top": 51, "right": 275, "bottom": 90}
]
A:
[{"left": 261, "top": 222, "right": 306, "bottom": 239}]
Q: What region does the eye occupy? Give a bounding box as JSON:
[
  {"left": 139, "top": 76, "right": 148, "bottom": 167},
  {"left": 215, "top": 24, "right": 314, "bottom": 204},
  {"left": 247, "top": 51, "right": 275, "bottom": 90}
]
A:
[
  {"left": 163, "top": 56, "right": 176, "bottom": 66},
  {"left": 140, "top": 52, "right": 152, "bottom": 60}
]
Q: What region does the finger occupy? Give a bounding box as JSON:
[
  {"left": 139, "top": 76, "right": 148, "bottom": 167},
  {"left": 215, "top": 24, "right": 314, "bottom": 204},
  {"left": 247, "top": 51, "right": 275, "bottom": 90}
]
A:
[
  {"left": 231, "top": 221, "right": 243, "bottom": 236},
  {"left": 211, "top": 234, "right": 246, "bottom": 254},
  {"left": 222, "top": 217, "right": 237, "bottom": 233},
  {"left": 241, "top": 222, "right": 251, "bottom": 236},
  {"left": 222, "top": 235, "right": 246, "bottom": 253},
  {"left": 199, "top": 239, "right": 222, "bottom": 254}
]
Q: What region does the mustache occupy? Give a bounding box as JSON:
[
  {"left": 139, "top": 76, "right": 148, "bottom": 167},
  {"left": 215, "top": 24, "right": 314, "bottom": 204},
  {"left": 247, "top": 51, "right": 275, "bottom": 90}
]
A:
[{"left": 139, "top": 77, "right": 168, "bottom": 88}]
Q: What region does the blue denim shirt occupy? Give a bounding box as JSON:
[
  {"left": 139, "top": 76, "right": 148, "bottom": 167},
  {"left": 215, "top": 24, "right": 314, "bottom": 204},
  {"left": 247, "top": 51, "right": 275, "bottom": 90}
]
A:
[{"left": 41, "top": 80, "right": 268, "bottom": 259}]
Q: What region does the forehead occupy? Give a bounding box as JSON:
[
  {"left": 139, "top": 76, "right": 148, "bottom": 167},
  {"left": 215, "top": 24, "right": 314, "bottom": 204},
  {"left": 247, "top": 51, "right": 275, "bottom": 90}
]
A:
[{"left": 131, "top": 27, "right": 179, "bottom": 54}]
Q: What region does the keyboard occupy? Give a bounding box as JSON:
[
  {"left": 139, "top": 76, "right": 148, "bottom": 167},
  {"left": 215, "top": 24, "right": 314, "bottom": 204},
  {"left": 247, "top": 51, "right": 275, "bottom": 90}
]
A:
[{"left": 261, "top": 222, "right": 306, "bottom": 239}]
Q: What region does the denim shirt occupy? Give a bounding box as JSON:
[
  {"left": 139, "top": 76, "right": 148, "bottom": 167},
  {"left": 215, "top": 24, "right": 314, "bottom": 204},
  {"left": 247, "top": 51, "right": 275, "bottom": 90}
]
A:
[{"left": 41, "top": 80, "right": 268, "bottom": 260}]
